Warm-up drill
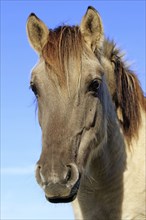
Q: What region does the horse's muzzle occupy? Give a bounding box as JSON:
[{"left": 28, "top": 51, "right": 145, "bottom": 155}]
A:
[{"left": 35, "top": 162, "right": 80, "bottom": 203}]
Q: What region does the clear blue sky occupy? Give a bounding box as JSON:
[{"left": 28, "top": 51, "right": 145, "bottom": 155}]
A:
[{"left": 1, "top": 1, "right": 145, "bottom": 219}]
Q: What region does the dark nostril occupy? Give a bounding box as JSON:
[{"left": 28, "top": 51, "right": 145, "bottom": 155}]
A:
[
  {"left": 37, "top": 164, "right": 42, "bottom": 170},
  {"left": 65, "top": 166, "right": 72, "bottom": 182},
  {"left": 66, "top": 163, "right": 79, "bottom": 185}
]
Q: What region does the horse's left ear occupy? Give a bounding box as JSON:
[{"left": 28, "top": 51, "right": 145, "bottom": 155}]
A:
[
  {"left": 80, "top": 6, "right": 104, "bottom": 51},
  {"left": 26, "top": 13, "right": 49, "bottom": 54}
]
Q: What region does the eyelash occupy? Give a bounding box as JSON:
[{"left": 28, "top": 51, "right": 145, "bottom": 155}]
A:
[{"left": 30, "top": 82, "right": 38, "bottom": 97}]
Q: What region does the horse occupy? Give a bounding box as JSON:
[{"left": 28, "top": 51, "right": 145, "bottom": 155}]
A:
[{"left": 26, "top": 6, "right": 146, "bottom": 220}]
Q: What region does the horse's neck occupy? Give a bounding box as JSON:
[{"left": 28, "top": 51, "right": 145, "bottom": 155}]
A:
[
  {"left": 121, "top": 108, "right": 146, "bottom": 219},
  {"left": 73, "top": 118, "right": 126, "bottom": 220},
  {"left": 72, "top": 109, "right": 146, "bottom": 220},
  {"left": 88, "top": 121, "right": 126, "bottom": 188}
]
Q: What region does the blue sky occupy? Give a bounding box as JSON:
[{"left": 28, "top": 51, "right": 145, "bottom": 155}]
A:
[{"left": 1, "top": 1, "right": 145, "bottom": 219}]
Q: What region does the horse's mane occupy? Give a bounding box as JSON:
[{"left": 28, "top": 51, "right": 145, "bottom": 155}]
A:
[
  {"left": 103, "top": 40, "right": 146, "bottom": 142},
  {"left": 42, "top": 25, "right": 146, "bottom": 142},
  {"left": 42, "top": 26, "right": 83, "bottom": 86}
]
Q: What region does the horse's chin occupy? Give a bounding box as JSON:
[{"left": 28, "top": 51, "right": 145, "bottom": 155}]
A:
[
  {"left": 45, "top": 177, "right": 80, "bottom": 203},
  {"left": 45, "top": 191, "right": 77, "bottom": 203}
]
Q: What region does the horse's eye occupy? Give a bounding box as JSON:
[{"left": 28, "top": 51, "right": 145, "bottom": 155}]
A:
[
  {"left": 88, "top": 79, "right": 101, "bottom": 94},
  {"left": 30, "top": 83, "right": 38, "bottom": 97}
]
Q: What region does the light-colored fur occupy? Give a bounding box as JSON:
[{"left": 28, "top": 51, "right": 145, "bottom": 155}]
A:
[
  {"left": 72, "top": 109, "right": 146, "bottom": 220},
  {"left": 121, "top": 110, "right": 146, "bottom": 220}
]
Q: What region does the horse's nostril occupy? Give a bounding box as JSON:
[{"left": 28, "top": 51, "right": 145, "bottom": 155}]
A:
[
  {"left": 38, "top": 164, "right": 42, "bottom": 170},
  {"left": 64, "top": 163, "right": 79, "bottom": 186},
  {"left": 65, "top": 166, "right": 72, "bottom": 182}
]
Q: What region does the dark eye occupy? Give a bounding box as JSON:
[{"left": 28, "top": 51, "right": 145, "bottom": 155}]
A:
[
  {"left": 30, "top": 82, "right": 38, "bottom": 97},
  {"left": 88, "top": 79, "right": 101, "bottom": 95}
]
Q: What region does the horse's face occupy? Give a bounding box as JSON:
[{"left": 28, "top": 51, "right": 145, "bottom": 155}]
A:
[{"left": 27, "top": 7, "right": 107, "bottom": 203}]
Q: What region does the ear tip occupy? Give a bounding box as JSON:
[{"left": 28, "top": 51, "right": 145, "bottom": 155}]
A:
[
  {"left": 27, "top": 13, "right": 39, "bottom": 23},
  {"left": 87, "top": 6, "right": 101, "bottom": 19},
  {"left": 28, "top": 13, "right": 38, "bottom": 19},
  {"left": 29, "top": 13, "right": 36, "bottom": 16},
  {"left": 87, "top": 6, "right": 97, "bottom": 12}
]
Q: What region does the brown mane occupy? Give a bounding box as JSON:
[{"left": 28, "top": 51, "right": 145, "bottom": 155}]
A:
[
  {"left": 42, "top": 25, "right": 146, "bottom": 141},
  {"left": 42, "top": 26, "right": 83, "bottom": 86},
  {"left": 103, "top": 40, "right": 146, "bottom": 141}
]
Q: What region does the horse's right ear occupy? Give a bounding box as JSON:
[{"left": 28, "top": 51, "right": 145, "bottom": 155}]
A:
[{"left": 26, "top": 13, "right": 49, "bottom": 54}]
